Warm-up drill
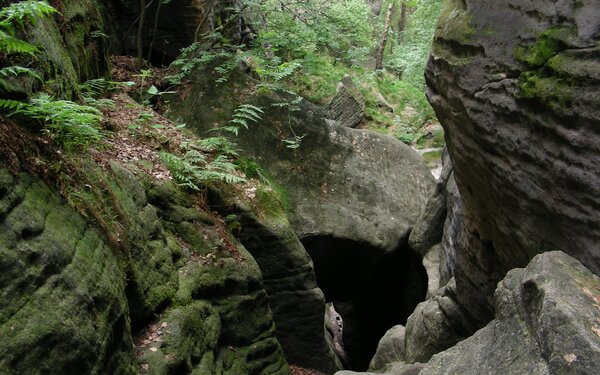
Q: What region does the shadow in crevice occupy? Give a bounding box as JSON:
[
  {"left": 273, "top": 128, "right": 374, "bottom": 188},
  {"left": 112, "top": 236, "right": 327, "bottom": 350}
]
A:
[{"left": 302, "top": 235, "right": 427, "bottom": 371}]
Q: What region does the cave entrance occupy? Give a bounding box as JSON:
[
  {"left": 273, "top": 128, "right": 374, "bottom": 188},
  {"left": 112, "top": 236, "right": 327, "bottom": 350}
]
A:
[{"left": 302, "top": 235, "right": 427, "bottom": 371}]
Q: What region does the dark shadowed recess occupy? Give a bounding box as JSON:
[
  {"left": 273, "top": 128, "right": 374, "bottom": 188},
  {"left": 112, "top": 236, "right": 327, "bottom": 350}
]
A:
[{"left": 302, "top": 235, "right": 427, "bottom": 371}]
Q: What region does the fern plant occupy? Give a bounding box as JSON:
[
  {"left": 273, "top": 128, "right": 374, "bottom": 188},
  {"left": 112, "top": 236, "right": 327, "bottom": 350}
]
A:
[
  {"left": 0, "top": 1, "right": 57, "bottom": 91},
  {"left": 160, "top": 138, "right": 246, "bottom": 191},
  {"left": 0, "top": 0, "right": 57, "bottom": 56},
  {"left": 8, "top": 92, "right": 103, "bottom": 149},
  {"left": 219, "top": 104, "right": 263, "bottom": 135}
]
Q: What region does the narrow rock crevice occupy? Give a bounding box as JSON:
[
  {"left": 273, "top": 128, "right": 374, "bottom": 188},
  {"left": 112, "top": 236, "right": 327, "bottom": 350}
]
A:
[{"left": 301, "top": 235, "right": 427, "bottom": 371}]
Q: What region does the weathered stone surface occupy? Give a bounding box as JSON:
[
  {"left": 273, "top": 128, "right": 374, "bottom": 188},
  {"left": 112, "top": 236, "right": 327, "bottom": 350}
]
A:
[
  {"left": 408, "top": 149, "right": 452, "bottom": 255},
  {"left": 438, "top": 171, "right": 463, "bottom": 287},
  {"left": 368, "top": 325, "right": 406, "bottom": 372},
  {"left": 146, "top": 180, "right": 292, "bottom": 374},
  {"left": 420, "top": 251, "right": 600, "bottom": 375},
  {"left": 404, "top": 278, "right": 478, "bottom": 364},
  {"left": 426, "top": 0, "right": 600, "bottom": 326},
  {"left": 0, "top": 166, "right": 291, "bottom": 375},
  {"left": 2, "top": 0, "right": 110, "bottom": 98},
  {"left": 169, "top": 68, "right": 435, "bottom": 255},
  {"left": 205, "top": 185, "right": 342, "bottom": 373},
  {"left": 0, "top": 171, "right": 136, "bottom": 374},
  {"left": 326, "top": 76, "right": 366, "bottom": 128},
  {"left": 422, "top": 244, "right": 442, "bottom": 298},
  {"left": 336, "top": 362, "right": 425, "bottom": 375}
]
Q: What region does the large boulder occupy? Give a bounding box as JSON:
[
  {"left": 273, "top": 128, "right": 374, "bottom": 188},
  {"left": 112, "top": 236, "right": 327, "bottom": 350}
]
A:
[
  {"left": 426, "top": 0, "right": 600, "bottom": 324},
  {"left": 420, "top": 251, "right": 600, "bottom": 375},
  {"left": 168, "top": 69, "right": 435, "bottom": 255}
]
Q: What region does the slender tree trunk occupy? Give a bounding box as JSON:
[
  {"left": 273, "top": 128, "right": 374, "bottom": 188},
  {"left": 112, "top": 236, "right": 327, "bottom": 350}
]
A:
[
  {"left": 137, "top": 0, "right": 146, "bottom": 67},
  {"left": 375, "top": 2, "right": 394, "bottom": 70},
  {"left": 397, "top": 1, "right": 407, "bottom": 43},
  {"left": 147, "top": 0, "right": 163, "bottom": 63}
]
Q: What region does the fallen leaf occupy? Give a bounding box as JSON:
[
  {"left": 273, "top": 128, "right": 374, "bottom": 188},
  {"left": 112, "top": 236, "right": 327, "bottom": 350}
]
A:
[
  {"left": 592, "top": 326, "right": 600, "bottom": 338},
  {"left": 149, "top": 347, "right": 158, "bottom": 352},
  {"left": 564, "top": 353, "right": 577, "bottom": 364}
]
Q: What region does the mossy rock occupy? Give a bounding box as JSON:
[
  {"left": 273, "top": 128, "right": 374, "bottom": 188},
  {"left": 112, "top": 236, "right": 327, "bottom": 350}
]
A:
[
  {"left": 0, "top": 171, "right": 136, "bottom": 374},
  {"left": 137, "top": 301, "right": 221, "bottom": 374}
]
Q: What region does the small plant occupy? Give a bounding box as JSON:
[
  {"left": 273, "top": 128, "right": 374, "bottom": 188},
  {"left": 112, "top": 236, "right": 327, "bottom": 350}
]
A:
[
  {"left": 160, "top": 138, "right": 246, "bottom": 191},
  {"left": 0, "top": 1, "right": 57, "bottom": 92},
  {"left": 2, "top": 92, "right": 103, "bottom": 149},
  {"left": 219, "top": 103, "right": 263, "bottom": 135}
]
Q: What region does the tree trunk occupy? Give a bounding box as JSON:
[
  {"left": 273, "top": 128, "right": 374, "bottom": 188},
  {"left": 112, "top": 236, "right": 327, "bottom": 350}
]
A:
[
  {"left": 397, "top": 1, "right": 407, "bottom": 43},
  {"left": 137, "top": 0, "right": 146, "bottom": 67},
  {"left": 147, "top": 0, "right": 163, "bottom": 63},
  {"left": 375, "top": 2, "right": 394, "bottom": 70}
]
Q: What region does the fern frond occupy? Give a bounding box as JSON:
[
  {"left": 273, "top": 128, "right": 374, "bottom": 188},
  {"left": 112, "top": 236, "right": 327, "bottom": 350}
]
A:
[
  {"left": 0, "top": 30, "right": 38, "bottom": 55},
  {"left": 218, "top": 125, "right": 240, "bottom": 136},
  {"left": 0, "top": 99, "right": 26, "bottom": 111},
  {"left": 79, "top": 78, "right": 108, "bottom": 98},
  {"left": 0, "top": 66, "right": 42, "bottom": 81},
  {"left": 0, "top": 1, "right": 58, "bottom": 29}
]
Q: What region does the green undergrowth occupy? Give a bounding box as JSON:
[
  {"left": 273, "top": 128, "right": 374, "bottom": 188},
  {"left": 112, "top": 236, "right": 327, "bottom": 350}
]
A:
[{"left": 267, "top": 51, "right": 439, "bottom": 147}]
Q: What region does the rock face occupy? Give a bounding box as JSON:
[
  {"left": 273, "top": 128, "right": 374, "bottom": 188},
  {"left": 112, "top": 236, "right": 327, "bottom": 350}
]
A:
[
  {"left": 420, "top": 251, "right": 600, "bottom": 375},
  {"left": 326, "top": 76, "right": 366, "bottom": 128},
  {"left": 2, "top": 0, "right": 110, "bottom": 98},
  {"left": 169, "top": 69, "right": 435, "bottom": 256},
  {"left": 425, "top": 0, "right": 600, "bottom": 323},
  {"left": 168, "top": 68, "right": 435, "bottom": 370},
  {"left": 0, "top": 167, "right": 290, "bottom": 374},
  {"left": 207, "top": 186, "right": 343, "bottom": 373},
  {"left": 0, "top": 170, "right": 135, "bottom": 374}
]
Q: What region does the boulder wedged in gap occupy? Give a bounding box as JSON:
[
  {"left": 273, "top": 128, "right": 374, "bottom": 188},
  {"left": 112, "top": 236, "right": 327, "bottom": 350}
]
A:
[
  {"left": 168, "top": 67, "right": 436, "bottom": 256},
  {"left": 325, "top": 75, "right": 366, "bottom": 128}
]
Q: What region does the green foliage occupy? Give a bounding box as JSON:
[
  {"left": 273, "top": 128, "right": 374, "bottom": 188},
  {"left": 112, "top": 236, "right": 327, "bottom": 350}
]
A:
[
  {"left": 10, "top": 92, "right": 103, "bottom": 149},
  {"left": 160, "top": 138, "right": 246, "bottom": 191},
  {"left": 220, "top": 103, "right": 263, "bottom": 135},
  {"left": 0, "top": 1, "right": 58, "bottom": 92},
  {"left": 0, "top": 0, "right": 57, "bottom": 27},
  {"left": 248, "top": 0, "right": 374, "bottom": 64},
  {"left": 386, "top": 0, "right": 443, "bottom": 88},
  {"left": 0, "top": 0, "right": 57, "bottom": 55},
  {"left": 168, "top": 43, "right": 244, "bottom": 85},
  {"left": 0, "top": 65, "right": 41, "bottom": 81}
]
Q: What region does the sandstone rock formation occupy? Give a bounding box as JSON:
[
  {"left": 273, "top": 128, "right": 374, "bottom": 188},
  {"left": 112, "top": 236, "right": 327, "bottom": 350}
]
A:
[
  {"left": 341, "top": 252, "right": 600, "bottom": 375},
  {"left": 0, "top": 168, "right": 290, "bottom": 374},
  {"left": 419, "top": 251, "right": 600, "bottom": 375},
  {"left": 325, "top": 76, "right": 366, "bottom": 128},
  {"left": 426, "top": 0, "right": 600, "bottom": 327},
  {"left": 168, "top": 68, "right": 435, "bottom": 369}
]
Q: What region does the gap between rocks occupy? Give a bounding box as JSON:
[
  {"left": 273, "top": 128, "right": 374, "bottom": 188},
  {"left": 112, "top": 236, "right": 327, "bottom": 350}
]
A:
[{"left": 301, "top": 235, "right": 428, "bottom": 371}]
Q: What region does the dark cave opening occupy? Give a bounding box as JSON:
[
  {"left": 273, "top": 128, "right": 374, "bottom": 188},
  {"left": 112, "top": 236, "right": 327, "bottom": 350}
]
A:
[{"left": 302, "top": 235, "right": 428, "bottom": 371}]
